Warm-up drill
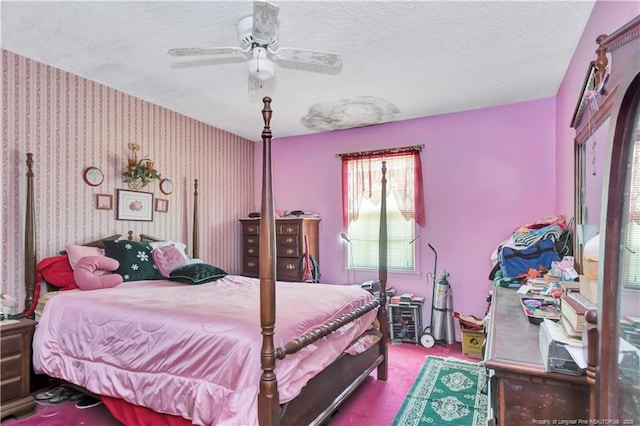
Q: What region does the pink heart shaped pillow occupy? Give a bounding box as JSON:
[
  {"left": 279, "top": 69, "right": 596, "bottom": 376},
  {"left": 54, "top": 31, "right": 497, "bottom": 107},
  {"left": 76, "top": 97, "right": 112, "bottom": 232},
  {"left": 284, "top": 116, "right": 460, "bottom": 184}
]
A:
[{"left": 74, "top": 256, "right": 123, "bottom": 290}]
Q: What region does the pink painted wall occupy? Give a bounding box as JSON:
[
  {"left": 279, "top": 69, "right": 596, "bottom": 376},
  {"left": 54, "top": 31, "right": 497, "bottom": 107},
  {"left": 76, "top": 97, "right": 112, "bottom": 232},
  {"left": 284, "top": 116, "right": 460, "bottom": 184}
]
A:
[
  {"left": 555, "top": 1, "right": 639, "bottom": 219},
  {"left": 255, "top": 98, "right": 557, "bottom": 334}
]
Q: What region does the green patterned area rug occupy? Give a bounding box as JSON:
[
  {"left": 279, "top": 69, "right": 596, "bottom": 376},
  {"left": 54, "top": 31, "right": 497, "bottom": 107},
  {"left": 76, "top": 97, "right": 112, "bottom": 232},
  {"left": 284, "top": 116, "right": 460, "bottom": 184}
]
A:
[{"left": 392, "top": 356, "right": 488, "bottom": 426}]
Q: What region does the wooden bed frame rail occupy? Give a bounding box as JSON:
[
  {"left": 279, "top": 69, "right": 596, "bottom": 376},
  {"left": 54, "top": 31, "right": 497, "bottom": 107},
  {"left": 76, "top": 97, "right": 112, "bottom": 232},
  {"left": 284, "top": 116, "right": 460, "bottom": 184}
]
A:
[{"left": 276, "top": 298, "right": 380, "bottom": 359}]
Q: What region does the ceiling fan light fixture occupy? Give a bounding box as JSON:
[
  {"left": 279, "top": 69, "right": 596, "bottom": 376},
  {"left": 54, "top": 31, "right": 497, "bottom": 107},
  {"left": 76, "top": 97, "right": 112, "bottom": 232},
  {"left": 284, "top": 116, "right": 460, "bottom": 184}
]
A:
[{"left": 248, "top": 47, "right": 274, "bottom": 80}]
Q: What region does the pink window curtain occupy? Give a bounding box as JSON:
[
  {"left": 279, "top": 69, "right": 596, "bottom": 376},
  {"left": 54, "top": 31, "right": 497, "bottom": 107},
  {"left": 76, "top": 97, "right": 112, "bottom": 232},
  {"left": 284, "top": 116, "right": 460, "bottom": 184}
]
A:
[{"left": 341, "top": 148, "right": 425, "bottom": 227}]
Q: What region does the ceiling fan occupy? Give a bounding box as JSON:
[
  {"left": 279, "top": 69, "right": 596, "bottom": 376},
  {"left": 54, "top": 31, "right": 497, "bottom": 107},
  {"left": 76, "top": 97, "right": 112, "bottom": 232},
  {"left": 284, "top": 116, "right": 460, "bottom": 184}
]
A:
[{"left": 167, "top": 1, "right": 342, "bottom": 91}]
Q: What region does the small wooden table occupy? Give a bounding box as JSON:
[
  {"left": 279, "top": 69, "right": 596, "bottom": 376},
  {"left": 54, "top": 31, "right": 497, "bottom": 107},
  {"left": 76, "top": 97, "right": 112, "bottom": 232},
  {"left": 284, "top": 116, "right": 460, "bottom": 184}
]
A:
[
  {"left": 485, "top": 287, "right": 589, "bottom": 425},
  {"left": 1, "top": 318, "right": 36, "bottom": 420}
]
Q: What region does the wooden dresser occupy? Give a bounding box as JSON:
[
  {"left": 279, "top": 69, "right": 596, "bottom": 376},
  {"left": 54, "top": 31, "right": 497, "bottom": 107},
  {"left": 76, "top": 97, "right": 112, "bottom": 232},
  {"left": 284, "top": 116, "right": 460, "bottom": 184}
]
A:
[
  {"left": 240, "top": 217, "right": 320, "bottom": 281},
  {"left": 484, "top": 287, "right": 589, "bottom": 425},
  {"left": 1, "top": 318, "right": 36, "bottom": 420}
]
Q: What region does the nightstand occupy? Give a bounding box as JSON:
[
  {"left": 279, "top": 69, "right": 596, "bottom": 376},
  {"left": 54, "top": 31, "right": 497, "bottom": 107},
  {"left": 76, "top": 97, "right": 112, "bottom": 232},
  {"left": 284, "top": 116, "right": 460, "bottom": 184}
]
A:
[{"left": 1, "top": 318, "right": 36, "bottom": 420}]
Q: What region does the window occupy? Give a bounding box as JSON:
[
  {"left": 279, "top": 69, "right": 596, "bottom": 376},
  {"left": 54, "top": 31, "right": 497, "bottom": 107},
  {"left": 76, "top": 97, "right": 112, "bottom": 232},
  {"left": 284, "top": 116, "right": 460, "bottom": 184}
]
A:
[
  {"left": 623, "top": 133, "right": 640, "bottom": 288},
  {"left": 341, "top": 148, "right": 425, "bottom": 271}
]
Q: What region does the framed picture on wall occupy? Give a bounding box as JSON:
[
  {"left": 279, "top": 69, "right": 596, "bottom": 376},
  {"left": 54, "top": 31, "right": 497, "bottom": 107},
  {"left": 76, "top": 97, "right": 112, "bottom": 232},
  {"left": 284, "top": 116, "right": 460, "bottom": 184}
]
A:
[
  {"left": 155, "top": 198, "right": 169, "bottom": 213},
  {"left": 96, "top": 194, "right": 113, "bottom": 210},
  {"left": 116, "top": 189, "right": 153, "bottom": 221}
]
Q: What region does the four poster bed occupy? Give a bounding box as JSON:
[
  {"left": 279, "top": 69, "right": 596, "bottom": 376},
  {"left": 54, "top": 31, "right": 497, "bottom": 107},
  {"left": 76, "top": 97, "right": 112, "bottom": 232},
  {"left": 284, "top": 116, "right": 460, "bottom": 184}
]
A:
[{"left": 23, "top": 97, "right": 390, "bottom": 425}]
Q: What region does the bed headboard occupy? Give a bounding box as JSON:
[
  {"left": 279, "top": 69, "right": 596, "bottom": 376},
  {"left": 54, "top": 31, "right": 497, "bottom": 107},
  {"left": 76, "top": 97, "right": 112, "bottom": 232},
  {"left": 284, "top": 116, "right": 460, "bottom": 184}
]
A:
[{"left": 22, "top": 153, "right": 200, "bottom": 312}]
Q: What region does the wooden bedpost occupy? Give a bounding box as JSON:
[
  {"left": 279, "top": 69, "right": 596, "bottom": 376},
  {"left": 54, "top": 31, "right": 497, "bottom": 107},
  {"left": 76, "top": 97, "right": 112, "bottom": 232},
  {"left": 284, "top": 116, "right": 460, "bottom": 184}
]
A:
[
  {"left": 258, "top": 97, "right": 279, "bottom": 426},
  {"left": 24, "top": 153, "right": 36, "bottom": 316},
  {"left": 377, "top": 161, "right": 389, "bottom": 380},
  {"left": 192, "top": 179, "right": 199, "bottom": 258}
]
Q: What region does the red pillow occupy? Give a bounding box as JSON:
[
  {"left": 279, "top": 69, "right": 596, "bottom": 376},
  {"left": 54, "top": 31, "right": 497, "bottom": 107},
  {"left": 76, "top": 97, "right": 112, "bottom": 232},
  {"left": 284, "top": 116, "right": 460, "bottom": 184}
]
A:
[
  {"left": 37, "top": 254, "right": 77, "bottom": 291},
  {"left": 74, "top": 256, "right": 123, "bottom": 290}
]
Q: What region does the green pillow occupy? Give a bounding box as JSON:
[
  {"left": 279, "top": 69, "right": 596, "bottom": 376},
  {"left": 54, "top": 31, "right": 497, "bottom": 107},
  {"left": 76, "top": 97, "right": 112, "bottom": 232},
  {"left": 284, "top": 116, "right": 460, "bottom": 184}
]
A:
[
  {"left": 103, "top": 240, "right": 162, "bottom": 282},
  {"left": 169, "top": 263, "right": 228, "bottom": 285}
]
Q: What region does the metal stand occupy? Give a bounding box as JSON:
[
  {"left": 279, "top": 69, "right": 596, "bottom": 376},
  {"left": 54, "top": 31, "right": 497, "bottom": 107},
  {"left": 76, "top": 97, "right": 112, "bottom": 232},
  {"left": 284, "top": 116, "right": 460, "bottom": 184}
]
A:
[{"left": 388, "top": 303, "right": 423, "bottom": 344}]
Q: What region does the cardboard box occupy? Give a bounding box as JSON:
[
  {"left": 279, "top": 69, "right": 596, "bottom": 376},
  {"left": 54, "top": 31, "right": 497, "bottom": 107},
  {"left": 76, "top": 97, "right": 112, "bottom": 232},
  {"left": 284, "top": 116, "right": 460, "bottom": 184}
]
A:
[
  {"left": 583, "top": 258, "right": 599, "bottom": 280},
  {"left": 579, "top": 274, "right": 598, "bottom": 304},
  {"left": 461, "top": 327, "right": 485, "bottom": 360}
]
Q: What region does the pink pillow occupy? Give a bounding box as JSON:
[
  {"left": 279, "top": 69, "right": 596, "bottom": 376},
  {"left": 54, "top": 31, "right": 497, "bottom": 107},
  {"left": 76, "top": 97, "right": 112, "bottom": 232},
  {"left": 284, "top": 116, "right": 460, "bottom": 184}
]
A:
[
  {"left": 74, "top": 256, "right": 123, "bottom": 290},
  {"left": 152, "top": 244, "right": 187, "bottom": 278},
  {"left": 65, "top": 244, "right": 105, "bottom": 270}
]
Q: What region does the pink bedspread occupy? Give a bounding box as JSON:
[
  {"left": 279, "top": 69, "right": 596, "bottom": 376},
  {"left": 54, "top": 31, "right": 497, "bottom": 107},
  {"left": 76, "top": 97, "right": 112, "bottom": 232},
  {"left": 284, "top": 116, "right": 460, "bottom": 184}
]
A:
[{"left": 32, "top": 275, "right": 377, "bottom": 425}]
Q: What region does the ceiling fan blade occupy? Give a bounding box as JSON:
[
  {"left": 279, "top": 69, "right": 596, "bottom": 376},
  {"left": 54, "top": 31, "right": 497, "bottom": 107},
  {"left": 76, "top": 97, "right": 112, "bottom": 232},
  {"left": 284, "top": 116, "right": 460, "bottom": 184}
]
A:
[
  {"left": 252, "top": 1, "right": 279, "bottom": 44},
  {"left": 272, "top": 47, "right": 342, "bottom": 67},
  {"left": 167, "top": 47, "right": 246, "bottom": 57}
]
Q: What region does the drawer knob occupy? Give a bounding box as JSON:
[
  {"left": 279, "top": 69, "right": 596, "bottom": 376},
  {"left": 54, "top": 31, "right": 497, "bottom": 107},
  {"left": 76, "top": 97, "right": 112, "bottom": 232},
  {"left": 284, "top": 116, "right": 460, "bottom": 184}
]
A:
[
  {"left": 248, "top": 238, "right": 255, "bottom": 244},
  {"left": 286, "top": 264, "right": 295, "bottom": 270},
  {"left": 248, "top": 248, "right": 255, "bottom": 254},
  {"left": 286, "top": 227, "right": 294, "bottom": 233},
  {"left": 286, "top": 237, "right": 294, "bottom": 243},
  {"left": 286, "top": 249, "right": 294, "bottom": 255},
  {"left": 248, "top": 261, "right": 256, "bottom": 267}
]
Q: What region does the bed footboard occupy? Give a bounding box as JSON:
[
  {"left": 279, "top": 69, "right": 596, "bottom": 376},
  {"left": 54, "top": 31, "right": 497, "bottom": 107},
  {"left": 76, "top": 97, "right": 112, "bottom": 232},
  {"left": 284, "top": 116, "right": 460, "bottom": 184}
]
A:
[
  {"left": 276, "top": 298, "right": 380, "bottom": 359},
  {"left": 279, "top": 334, "right": 384, "bottom": 426}
]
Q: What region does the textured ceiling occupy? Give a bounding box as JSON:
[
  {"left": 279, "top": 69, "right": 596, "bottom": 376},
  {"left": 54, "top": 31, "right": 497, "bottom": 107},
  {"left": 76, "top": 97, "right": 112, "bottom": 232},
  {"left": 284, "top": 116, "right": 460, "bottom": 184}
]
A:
[{"left": 1, "top": 1, "right": 595, "bottom": 141}]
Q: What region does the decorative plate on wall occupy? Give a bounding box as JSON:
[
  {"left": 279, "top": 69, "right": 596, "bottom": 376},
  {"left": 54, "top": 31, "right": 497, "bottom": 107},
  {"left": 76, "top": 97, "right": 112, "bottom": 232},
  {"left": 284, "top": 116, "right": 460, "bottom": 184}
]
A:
[
  {"left": 160, "top": 178, "right": 174, "bottom": 195},
  {"left": 83, "top": 167, "right": 104, "bottom": 186}
]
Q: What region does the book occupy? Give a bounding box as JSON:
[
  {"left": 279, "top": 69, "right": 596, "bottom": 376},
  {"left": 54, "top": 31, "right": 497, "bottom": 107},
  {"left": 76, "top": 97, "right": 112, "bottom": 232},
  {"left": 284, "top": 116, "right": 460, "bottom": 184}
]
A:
[
  {"left": 560, "top": 292, "right": 595, "bottom": 331},
  {"left": 409, "top": 296, "right": 425, "bottom": 305},
  {"left": 559, "top": 281, "right": 580, "bottom": 294},
  {"left": 527, "top": 277, "right": 548, "bottom": 288},
  {"left": 560, "top": 314, "right": 582, "bottom": 338},
  {"left": 399, "top": 293, "right": 415, "bottom": 305}
]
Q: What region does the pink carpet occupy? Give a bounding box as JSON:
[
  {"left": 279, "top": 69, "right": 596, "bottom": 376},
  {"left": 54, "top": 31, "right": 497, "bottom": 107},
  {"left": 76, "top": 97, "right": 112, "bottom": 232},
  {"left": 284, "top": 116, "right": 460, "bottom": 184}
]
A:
[
  {"left": 1, "top": 383, "right": 123, "bottom": 426},
  {"left": 2, "top": 342, "right": 475, "bottom": 426},
  {"left": 328, "top": 341, "right": 476, "bottom": 426}
]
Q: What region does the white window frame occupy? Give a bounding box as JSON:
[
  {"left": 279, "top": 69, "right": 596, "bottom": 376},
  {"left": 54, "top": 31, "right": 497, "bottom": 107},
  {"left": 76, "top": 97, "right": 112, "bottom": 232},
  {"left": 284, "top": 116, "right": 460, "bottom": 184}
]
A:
[{"left": 344, "top": 154, "right": 419, "bottom": 272}]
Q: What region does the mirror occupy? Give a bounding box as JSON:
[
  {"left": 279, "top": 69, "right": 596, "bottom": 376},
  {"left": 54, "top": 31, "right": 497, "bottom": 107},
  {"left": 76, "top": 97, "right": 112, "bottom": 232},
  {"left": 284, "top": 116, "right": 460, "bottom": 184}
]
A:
[
  {"left": 603, "top": 69, "right": 640, "bottom": 420},
  {"left": 583, "top": 120, "right": 609, "bottom": 226},
  {"left": 580, "top": 118, "right": 609, "bottom": 233},
  {"left": 573, "top": 61, "right": 614, "bottom": 272},
  {"left": 620, "top": 99, "right": 640, "bottom": 292},
  {"left": 617, "top": 78, "right": 639, "bottom": 420}
]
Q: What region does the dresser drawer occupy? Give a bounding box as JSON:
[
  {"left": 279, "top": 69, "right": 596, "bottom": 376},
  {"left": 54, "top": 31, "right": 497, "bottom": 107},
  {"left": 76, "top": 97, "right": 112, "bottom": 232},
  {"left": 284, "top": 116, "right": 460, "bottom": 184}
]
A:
[
  {"left": 0, "top": 354, "right": 22, "bottom": 381},
  {"left": 277, "top": 235, "right": 298, "bottom": 246},
  {"left": 243, "top": 223, "right": 260, "bottom": 236},
  {"left": 277, "top": 244, "right": 300, "bottom": 258},
  {"left": 1, "top": 376, "right": 22, "bottom": 403},
  {"left": 243, "top": 257, "right": 259, "bottom": 277},
  {"left": 244, "top": 235, "right": 259, "bottom": 247},
  {"left": 277, "top": 223, "right": 299, "bottom": 236},
  {"left": 244, "top": 245, "right": 259, "bottom": 257},
  {"left": 277, "top": 258, "right": 299, "bottom": 281},
  {"left": 0, "top": 334, "right": 22, "bottom": 357}
]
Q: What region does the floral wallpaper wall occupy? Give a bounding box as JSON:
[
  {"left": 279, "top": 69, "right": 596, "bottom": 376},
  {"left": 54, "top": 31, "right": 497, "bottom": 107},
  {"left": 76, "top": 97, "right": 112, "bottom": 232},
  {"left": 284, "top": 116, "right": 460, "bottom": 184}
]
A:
[{"left": 2, "top": 49, "right": 255, "bottom": 309}]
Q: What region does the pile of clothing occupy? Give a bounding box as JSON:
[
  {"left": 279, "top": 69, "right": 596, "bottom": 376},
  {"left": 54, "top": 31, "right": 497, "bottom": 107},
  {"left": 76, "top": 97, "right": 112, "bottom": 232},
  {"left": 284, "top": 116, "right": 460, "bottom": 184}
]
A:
[{"left": 489, "top": 215, "right": 573, "bottom": 286}]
